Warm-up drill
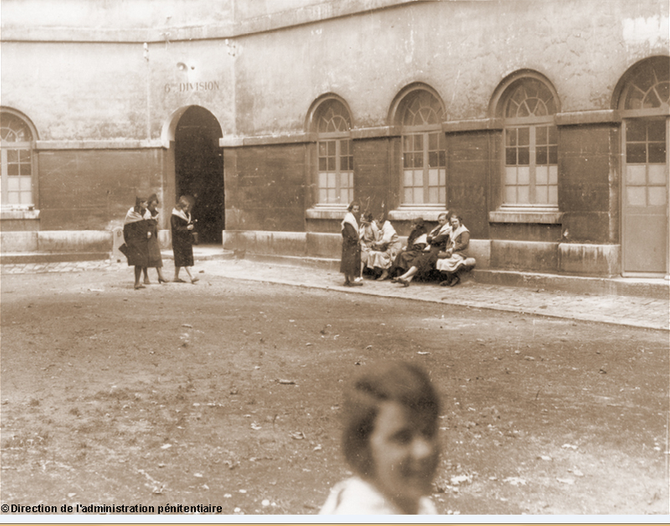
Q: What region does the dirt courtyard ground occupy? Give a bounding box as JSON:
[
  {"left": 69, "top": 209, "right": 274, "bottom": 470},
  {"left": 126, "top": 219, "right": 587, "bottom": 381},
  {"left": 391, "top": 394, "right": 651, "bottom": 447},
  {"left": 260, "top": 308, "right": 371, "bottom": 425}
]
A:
[{"left": 1, "top": 266, "right": 668, "bottom": 517}]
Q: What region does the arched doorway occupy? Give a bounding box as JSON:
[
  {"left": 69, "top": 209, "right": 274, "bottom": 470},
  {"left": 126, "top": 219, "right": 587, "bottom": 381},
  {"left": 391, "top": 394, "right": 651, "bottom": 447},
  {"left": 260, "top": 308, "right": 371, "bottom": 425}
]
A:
[{"left": 174, "top": 106, "right": 224, "bottom": 244}]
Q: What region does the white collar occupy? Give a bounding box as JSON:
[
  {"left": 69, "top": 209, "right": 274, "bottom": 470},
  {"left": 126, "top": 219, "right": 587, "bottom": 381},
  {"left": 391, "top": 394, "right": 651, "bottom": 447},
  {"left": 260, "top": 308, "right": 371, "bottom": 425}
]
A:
[
  {"left": 341, "top": 211, "right": 358, "bottom": 231},
  {"left": 172, "top": 207, "right": 190, "bottom": 223}
]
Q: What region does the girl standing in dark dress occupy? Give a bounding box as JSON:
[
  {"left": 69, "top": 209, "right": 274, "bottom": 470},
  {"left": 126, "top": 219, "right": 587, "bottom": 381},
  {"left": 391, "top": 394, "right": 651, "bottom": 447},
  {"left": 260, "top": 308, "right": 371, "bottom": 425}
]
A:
[
  {"left": 123, "top": 196, "right": 151, "bottom": 290},
  {"left": 142, "top": 194, "right": 167, "bottom": 284},
  {"left": 340, "top": 201, "right": 362, "bottom": 286},
  {"left": 171, "top": 195, "right": 198, "bottom": 284}
]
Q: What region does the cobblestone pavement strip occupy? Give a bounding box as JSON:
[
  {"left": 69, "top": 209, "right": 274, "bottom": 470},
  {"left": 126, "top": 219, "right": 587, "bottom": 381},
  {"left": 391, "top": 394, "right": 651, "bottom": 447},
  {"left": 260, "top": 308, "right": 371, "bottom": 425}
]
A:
[{"left": 1, "top": 257, "right": 668, "bottom": 331}]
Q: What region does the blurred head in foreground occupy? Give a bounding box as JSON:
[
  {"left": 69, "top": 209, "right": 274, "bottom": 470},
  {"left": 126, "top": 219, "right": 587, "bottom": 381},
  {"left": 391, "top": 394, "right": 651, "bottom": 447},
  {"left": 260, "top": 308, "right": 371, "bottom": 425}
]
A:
[{"left": 340, "top": 361, "right": 440, "bottom": 514}]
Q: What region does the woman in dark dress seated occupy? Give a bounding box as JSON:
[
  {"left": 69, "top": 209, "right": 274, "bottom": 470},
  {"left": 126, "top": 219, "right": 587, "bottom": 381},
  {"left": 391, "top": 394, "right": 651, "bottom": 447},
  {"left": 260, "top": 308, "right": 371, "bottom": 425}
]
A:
[
  {"left": 395, "top": 212, "right": 452, "bottom": 287},
  {"left": 388, "top": 217, "right": 427, "bottom": 279}
]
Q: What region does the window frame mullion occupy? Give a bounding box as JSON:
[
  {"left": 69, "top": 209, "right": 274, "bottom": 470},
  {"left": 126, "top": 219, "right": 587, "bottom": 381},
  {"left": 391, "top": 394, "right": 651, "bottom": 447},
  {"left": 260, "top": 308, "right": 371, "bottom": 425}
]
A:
[
  {"left": 529, "top": 126, "right": 537, "bottom": 204},
  {"left": 1, "top": 149, "right": 7, "bottom": 205},
  {"left": 423, "top": 132, "right": 430, "bottom": 203},
  {"left": 335, "top": 139, "right": 341, "bottom": 198}
]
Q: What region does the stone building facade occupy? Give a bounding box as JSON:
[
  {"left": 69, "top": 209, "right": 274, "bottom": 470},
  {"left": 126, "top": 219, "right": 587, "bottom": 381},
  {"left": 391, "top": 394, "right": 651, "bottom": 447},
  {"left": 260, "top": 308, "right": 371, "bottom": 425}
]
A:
[{"left": 1, "top": 0, "right": 668, "bottom": 277}]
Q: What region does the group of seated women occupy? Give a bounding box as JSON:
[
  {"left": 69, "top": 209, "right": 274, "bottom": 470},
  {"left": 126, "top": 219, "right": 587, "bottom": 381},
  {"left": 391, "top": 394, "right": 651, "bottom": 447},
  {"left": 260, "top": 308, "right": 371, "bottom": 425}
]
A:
[{"left": 358, "top": 211, "right": 474, "bottom": 287}]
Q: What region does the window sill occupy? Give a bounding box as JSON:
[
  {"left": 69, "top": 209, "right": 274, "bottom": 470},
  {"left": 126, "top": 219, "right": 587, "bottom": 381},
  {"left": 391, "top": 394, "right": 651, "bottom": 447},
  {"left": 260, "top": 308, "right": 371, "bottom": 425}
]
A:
[
  {"left": 388, "top": 206, "right": 448, "bottom": 222},
  {"left": 489, "top": 209, "right": 562, "bottom": 224},
  {"left": 306, "top": 206, "right": 348, "bottom": 220},
  {"left": 1, "top": 207, "right": 40, "bottom": 221}
]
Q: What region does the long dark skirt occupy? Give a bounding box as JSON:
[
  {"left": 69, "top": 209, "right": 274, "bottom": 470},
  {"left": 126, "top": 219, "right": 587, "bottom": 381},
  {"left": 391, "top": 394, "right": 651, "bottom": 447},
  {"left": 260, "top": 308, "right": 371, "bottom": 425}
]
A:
[
  {"left": 389, "top": 244, "right": 427, "bottom": 277},
  {"left": 340, "top": 223, "right": 360, "bottom": 276},
  {"left": 123, "top": 220, "right": 150, "bottom": 267},
  {"left": 146, "top": 220, "right": 162, "bottom": 268},
  {"left": 171, "top": 215, "right": 194, "bottom": 267}
]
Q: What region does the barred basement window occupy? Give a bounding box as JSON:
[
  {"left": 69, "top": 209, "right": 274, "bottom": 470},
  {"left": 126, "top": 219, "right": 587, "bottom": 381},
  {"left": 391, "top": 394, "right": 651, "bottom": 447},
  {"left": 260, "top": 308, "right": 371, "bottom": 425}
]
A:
[
  {"left": 502, "top": 78, "right": 558, "bottom": 207},
  {"left": 315, "top": 100, "right": 353, "bottom": 205},
  {"left": 400, "top": 90, "right": 446, "bottom": 205},
  {"left": 1, "top": 112, "right": 34, "bottom": 207}
]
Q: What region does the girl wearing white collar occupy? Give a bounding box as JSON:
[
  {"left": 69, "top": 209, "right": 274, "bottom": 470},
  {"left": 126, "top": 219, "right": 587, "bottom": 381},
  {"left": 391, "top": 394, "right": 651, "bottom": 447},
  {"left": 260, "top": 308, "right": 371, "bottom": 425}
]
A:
[
  {"left": 436, "top": 214, "right": 470, "bottom": 287},
  {"left": 122, "top": 196, "right": 151, "bottom": 290},
  {"left": 171, "top": 195, "right": 199, "bottom": 284},
  {"left": 340, "top": 202, "right": 362, "bottom": 286}
]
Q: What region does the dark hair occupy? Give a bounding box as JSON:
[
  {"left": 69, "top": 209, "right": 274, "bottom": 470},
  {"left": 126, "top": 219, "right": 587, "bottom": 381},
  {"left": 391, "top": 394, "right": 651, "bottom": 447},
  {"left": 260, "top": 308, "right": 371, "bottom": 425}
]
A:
[
  {"left": 347, "top": 201, "right": 360, "bottom": 212},
  {"left": 177, "top": 195, "right": 195, "bottom": 210},
  {"left": 411, "top": 217, "right": 424, "bottom": 228},
  {"left": 134, "top": 196, "right": 147, "bottom": 214},
  {"left": 341, "top": 362, "right": 440, "bottom": 478},
  {"left": 361, "top": 212, "right": 374, "bottom": 223},
  {"left": 147, "top": 193, "right": 159, "bottom": 206}
]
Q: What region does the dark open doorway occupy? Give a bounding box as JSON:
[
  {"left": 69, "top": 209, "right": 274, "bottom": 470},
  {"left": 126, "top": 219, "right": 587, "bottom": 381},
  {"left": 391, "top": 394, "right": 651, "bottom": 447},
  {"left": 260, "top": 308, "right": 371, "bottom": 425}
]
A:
[{"left": 174, "top": 106, "right": 224, "bottom": 244}]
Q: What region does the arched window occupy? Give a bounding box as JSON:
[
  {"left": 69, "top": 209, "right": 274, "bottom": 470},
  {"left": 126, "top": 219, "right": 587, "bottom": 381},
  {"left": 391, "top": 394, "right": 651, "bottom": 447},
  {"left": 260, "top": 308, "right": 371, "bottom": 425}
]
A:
[
  {"left": 399, "top": 89, "right": 445, "bottom": 205},
  {"left": 500, "top": 78, "right": 558, "bottom": 207},
  {"left": 314, "top": 99, "right": 353, "bottom": 205},
  {"left": 1, "top": 111, "right": 34, "bottom": 207},
  {"left": 621, "top": 58, "right": 670, "bottom": 111},
  {"left": 618, "top": 56, "right": 669, "bottom": 274}
]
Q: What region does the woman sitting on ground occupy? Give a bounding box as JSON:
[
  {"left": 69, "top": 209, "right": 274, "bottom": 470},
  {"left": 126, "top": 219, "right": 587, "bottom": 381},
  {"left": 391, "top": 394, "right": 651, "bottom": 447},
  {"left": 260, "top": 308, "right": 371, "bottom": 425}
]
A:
[
  {"left": 436, "top": 214, "right": 471, "bottom": 287},
  {"left": 394, "top": 212, "right": 452, "bottom": 287},
  {"left": 359, "top": 212, "right": 378, "bottom": 278},
  {"left": 387, "top": 217, "right": 427, "bottom": 279},
  {"left": 122, "top": 196, "right": 151, "bottom": 290},
  {"left": 319, "top": 361, "right": 440, "bottom": 515},
  {"left": 366, "top": 215, "right": 403, "bottom": 281}
]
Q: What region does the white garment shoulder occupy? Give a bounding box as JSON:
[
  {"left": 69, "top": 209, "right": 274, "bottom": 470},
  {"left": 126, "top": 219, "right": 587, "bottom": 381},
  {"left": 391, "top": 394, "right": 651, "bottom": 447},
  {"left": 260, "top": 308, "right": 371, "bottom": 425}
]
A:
[{"left": 319, "top": 477, "right": 437, "bottom": 515}]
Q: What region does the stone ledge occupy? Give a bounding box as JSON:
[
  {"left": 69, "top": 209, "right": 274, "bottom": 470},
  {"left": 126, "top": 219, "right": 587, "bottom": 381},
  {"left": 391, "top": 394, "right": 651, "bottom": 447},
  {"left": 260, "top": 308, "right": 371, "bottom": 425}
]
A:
[
  {"left": 556, "top": 110, "right": 621, "bottom": 126},
  {"left": 351, "top": 126, "right": 399, "bottom": 139},
  {"left": 220, "top": 133, "right": 312, "bottom": 147},
  {"left": 489, "top": 210, "right": 563, "bottom": 224},
  {"left": 305, "top": 207, "right": 347, "bottom": 220},
  {"left": 35, "top": 140, "right": 162, "bottom": 150},
  {"left": 1, "top": 230, "right": 112, "bottom": 253},
  {"left": 1, "top": 208, "right": 40, "bottom": 220},
  {"left": 0, "top": 252, "right": 109, "bottom": 265},
  {"left": 442, "top": 118, "right": 503, "bottom": 133},
  {"left": 388, "top": 208, "right": 449, "bottom": 222},
  {"left": 474, "top": 269, "right": 668, "bottom": 300}
]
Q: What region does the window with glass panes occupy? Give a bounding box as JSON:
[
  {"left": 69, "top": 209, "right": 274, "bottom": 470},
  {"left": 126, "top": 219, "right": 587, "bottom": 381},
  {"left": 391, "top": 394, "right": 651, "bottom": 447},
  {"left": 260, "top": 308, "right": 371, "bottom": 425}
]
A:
[
  {"left": 622, "top": 58, "right": 669, "bottom": 209},
  {"left": 401, "top": 91, "right": 446, "bottom": 205},
  {"left": 1, "top": 113, "right": 33, "bottom": 206},
  {"left": 316, "top": 100, "right": 353, "bottom": 205},
  {"left": 625, "top": 119, "right": 667, "bottom": 207},
  {"left": 619, "top": 57, "right": 669, "bottom": 273},
  {"left": 503, "top": 79, "right": 558, "bottom": 206}
]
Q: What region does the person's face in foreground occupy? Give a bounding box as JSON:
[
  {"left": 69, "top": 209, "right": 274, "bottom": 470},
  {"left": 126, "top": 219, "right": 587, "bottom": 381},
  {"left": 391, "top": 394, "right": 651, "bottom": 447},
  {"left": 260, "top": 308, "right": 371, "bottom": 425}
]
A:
[
  {"left": 369, "top": 400, "right": 439, "bottom": 513},
  {"left": 352, "top": 205, "right": 360, "bottom": 215}
]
